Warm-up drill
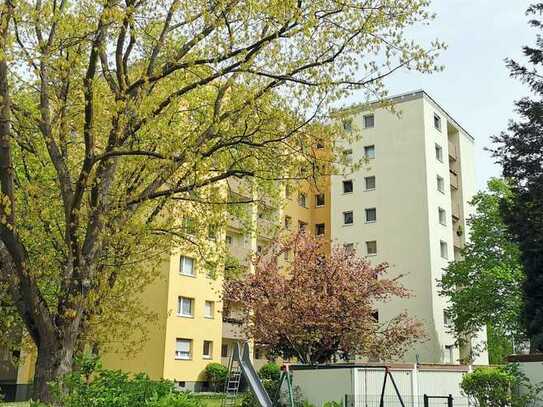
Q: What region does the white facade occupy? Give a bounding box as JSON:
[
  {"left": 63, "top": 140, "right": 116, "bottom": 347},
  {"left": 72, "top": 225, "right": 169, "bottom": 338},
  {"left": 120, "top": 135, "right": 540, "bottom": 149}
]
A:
[{"left": 331, "top": 91, "right": 488, "bottom": 365}]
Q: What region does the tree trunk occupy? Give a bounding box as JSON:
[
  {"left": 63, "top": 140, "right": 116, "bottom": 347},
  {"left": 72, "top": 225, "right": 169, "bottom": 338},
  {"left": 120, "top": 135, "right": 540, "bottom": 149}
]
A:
[{"left": 33, "top": 336, "right": 76, "bottom": 402}]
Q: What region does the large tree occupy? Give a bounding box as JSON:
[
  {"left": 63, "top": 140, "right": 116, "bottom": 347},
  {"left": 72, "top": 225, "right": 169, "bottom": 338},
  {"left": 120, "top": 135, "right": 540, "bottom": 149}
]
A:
[
  {"left": 439, "top": 179, "right": 525, "bottom": 363},
  {"left": 491, "top": 3, "right": 543, "bottom": 353},
  {"left": 224, "top": 232, "right": 425, "bottom": 364},
  {"left": 0, "top": 0, "right": 440, "bottom": 400}
]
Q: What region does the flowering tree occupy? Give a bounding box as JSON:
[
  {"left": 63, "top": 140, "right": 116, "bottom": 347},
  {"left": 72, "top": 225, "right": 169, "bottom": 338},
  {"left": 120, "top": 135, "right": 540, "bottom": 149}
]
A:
[{"left": 224, "top": 232, "right": 425, "bottom": 364}]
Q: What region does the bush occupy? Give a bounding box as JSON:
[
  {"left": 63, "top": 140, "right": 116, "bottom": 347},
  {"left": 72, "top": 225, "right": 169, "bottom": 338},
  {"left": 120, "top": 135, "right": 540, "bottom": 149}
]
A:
[
  {"left": 42, "top": 354, "right": 201, "bottom": 407},
  {"left": 461, "top": 365, "right": 542, "bottom": 407},
  {"left": 258, "top": 362, "right": 281, "bottom": 381},
  {"left": 205, "top": 362, "right": 229, "bottom": 392}
]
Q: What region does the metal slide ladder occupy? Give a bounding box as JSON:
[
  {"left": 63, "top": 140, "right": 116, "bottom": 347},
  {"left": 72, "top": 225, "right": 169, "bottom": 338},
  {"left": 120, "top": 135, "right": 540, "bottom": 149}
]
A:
[{"left": 221, "top": 342, "right": 273, "bottom": 407}]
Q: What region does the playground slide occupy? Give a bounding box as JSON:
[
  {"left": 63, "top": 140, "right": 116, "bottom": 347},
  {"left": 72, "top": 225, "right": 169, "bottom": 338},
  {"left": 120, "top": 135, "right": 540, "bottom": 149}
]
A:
[{"left": 238, "top": 343, "right": 273, "bottom": 407}]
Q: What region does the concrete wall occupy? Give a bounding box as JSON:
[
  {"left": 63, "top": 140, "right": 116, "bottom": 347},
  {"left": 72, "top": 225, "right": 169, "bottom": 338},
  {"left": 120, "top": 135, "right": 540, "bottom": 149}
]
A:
[{"left": 508, "top": 354, "right": 543, "bottom": 406}]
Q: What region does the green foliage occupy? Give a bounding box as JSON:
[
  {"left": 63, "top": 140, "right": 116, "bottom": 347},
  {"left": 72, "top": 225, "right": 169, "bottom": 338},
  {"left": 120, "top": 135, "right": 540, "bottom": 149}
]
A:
[
  {"left": 322, "top": 402, "right": 342, "bottom": 407},
  {"left": 240, "top": 378, "right": 281, "bottom": 407},
  {"left": 461, "top": 365, "right": 542, "bottom": 407},
  {"left": 491, "top": 3, "right": 543, "bottom": 352},
  {"left": 487, "top": 324, "right": 514, "bottom": 365},
  {"left": 439, "top": 178, "right": 525, "bottom": 360},
  {"left": 42, "top": 354, "right": 201, "bottom": 407},
  {"left": 258, "top": 362, "right": 281, "bottom": 382},
  {"left": 205, "top": 363, "right": 229, "bottom": 392}
]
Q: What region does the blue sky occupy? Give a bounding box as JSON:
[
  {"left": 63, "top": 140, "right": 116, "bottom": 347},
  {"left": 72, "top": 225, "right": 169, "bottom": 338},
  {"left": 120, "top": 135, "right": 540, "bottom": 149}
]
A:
[{"left": 373, "top": 0, "right": 535, "bottom": 190}]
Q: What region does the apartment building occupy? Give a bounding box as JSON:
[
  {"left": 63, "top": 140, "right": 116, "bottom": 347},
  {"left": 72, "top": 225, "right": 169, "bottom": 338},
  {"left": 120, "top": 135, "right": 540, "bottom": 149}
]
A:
[
  {"left": 0, "top": 90, "right": 487, "bottom": 400},
  {"left": 332, "top": 90, "right": 488, "bottom": 365}
]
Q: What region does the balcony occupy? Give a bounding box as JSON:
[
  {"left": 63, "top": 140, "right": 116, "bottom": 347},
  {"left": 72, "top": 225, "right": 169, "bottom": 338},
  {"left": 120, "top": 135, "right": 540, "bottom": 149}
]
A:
[
  {"left": 448, "top": 141, "right": 457, "bottom": 160},
  {"left": 222, "top": 317, "right": 245, "bottom": 340},
  {"left": 449, "top": 169, "right": 459, "bottom": 190}
]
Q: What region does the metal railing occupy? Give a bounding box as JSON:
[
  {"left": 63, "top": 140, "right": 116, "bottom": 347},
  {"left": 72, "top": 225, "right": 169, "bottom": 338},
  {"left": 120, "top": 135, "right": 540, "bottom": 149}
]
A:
[{"left": 343, "top": 394, "right": 471, "bottom": 407}]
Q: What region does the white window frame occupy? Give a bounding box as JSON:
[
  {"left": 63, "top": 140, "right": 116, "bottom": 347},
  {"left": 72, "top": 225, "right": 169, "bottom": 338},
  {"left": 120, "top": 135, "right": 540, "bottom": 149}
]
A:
[
  {"left": 440, "top": 240, "right": 448, "bottom": 259},
  {"left": 435, "top": 143, "right": 443, "bottom": 162},
  {"left": 342, "top": 180, "right": 353, "bottom": 194},
  {"left": 363, "top": 114, "right": 375, "bottom": 129},
  {"left": 315, "top": 193, "right": 325, "bottom": 207},
  {"left": 203, "top": 340, "right": 213, "bottom": 359},
  {"left": 365, "top": 176, "right": 376, "bottom": 191},
  {"left": 365, "top": 208, "right": 377, "bottom": 223},
  {"left": 175, "top": 338, "right": 192, "bottom": 360},
  {"left": 364, "top": 145, "right": 375, "bottom": 159},
  {"left": 366, "top": 241, "right": 377, "bottom": 256},
  {"left": 180, "top": 256, "right": 195, "bottom": 276},
  {"left": 178, "top": 297, "right": 194, "bottom": 317},
  {"left": 343, "top": 211, "right": 354, "bottom": 226},
  {"left": 434, "top": 113, "right": 442, "bottom": 131},
  {"left": 437, "top": 175, "right": 445, "bottom": 193},
  {"left": 438, "top": 208, "right": 447, "bottom": 226},
  {"left": 204, "top": 301, "right": 214, "bottom": 319}
]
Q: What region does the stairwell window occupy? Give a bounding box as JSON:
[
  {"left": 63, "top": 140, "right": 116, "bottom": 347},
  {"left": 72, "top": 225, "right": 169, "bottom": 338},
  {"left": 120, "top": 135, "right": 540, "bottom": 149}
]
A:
[
  {"left": 178, "top": 297, "right": 194, "bottom": 317},
  {"left": 315, "top": 223, "right": 325, "bottom": 236},
  {"left": 435, "top": 144, "right": 443, "bottom": 162},
  {"left": 434, "top": 113, "right": 442, "bottom": 131},
  {"left": 203, "top": 341, "right": 213, "bottom": 359},
  {"left": 284, "top": 215, "right": 292, "bottom": 230},
  {"left": 315, "top": 193, "right": 325, "bottom": 207},
  {"left": 298, "top": 192, "right": 307, "bottom": 208},
  {"left": 439, "top": 208, "right": 447, "bottom": 226},
  {"left": 343, "top": 118, "right": 353, "bottom": 132},
  {"left": 221, "top": 344, "right": 229, "bottom": 358},
  {"left": 440, "top": 240, "right": 448, "bottom": 259},
  {"left": 437, "top": 175, "right": 445, "bottom": 193},
  {"left": 175, "top": 339, "right": 192, "bottom": 360},
  {"left": 180, "top": 256, "right": 195, "bottom": 276}
]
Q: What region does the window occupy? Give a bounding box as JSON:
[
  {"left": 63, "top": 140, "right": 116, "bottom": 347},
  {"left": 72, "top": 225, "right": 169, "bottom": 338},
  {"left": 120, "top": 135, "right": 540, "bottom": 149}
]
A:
[
  {"left": 434, "top": 113, "right": 442, "bottom": 131},
  {"left": 444, "top": 310, "right": 451, "bottom": 326},
  {"left": 204, "top": 301, "right": 214, "bottom": 319},
  {"left": 371, "top": 311, "right": 379, "bottom": 322},
  {"left": 284, "top": 215, "right": 292, "bottom": 230},
  {"left": 298, "top": 192, "right": 307, "bottom": 208},
  {"left": 315, "top": 223, "right": 325, "bottom": 236},
  {"left": 365, "top": 208, "right": 377, "bottom": 223},
  {"left": 364, "top": 145, "right": 375, "bottom": 159},
  {"left": 365, "top": 176, "right": 376, "bottom": 191},
  {"left": 180, "top": 256, "right": 195, "bottom": 276},
  {"left": 207, "top": 224, "right": 218, "bottom": 240},
  {"left": 257, "top": 245, "right": 263, "bottom": 254},
  {"left": 435, "top": 144, "right": 443, "bottom": 162},
  {"left": 175, "top": 339, "right": 192, "bottom": 360},
  {"left": 284, "top": 250, "right": 290, "bottom": 261},
  {"left": 343, "top": 149, "right": 353, "bottom": 163},
  {"left": 203, "top": 341, "right": 213, "bottom": 359},
  {"left": 343, "top": 211, "right": 354, "bottom": 225},
  {"left": 285, "top": 185, "right": 293, "bottom": 199},
  {"left": 342, "top": 118, "right": 352, "bottom": 132},
  {"left": 445, "top": 345, "right": 454, "bottom": 364},
  {"left": 315, "top": 193, "right": 325, "bottom": 207},
  {"left": 342, "top": 180, "right": 353, "bottom": 194},
  {"left": 225, "top": 235, "right": 233, "bottom": 246},
  {"left": 182, "top": 217, "right": 196, "bottom": 236},
  {"left": 437, "top": 175, "right": 445, "bottom": 193},
  {"left": 315, "top": 139, "right": 324, "bottom": 149},
  {"left": 366, "top": 241, "right": 377, "bottom": 256},
  {"left": 439, "top": 208, "right": 447, "bottom": 226},
  {"left": 298, "top": 221, "right": 307, "bottom": 231},
  {"left": 344, "top": 243, "right": 354, "bottom": 253},
  {"left": 178, "top": 297, "right": 194, "bottom": 317},
  {"left": 221, "top": 344, "right": 229, "bottom": 358},
  {"left": 440, "top": 240, "right": 448, "bottom": 259},
  {"left": 363, "top": 114, "right": 375, "bottom": 128}
]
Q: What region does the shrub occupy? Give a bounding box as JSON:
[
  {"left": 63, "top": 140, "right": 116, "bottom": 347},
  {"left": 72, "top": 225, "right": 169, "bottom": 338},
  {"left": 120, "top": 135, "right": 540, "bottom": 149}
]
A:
[
  {"left": 461, "top": 365, "right": 542, "bottom": 407},
  {"left": 43, "top": 354, "right": 200, "bottom": 407},
  {"left": 258, "top": 362, "right": 281, "bottom": 381},
  {"left": 205, "top": 362, "right": 229, "bottom": 392}
]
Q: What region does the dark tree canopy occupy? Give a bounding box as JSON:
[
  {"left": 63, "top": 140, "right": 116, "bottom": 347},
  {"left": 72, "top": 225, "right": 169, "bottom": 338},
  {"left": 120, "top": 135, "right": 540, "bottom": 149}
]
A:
[{"left": 491, "top": 3, "right": 543, "bottom": 352}]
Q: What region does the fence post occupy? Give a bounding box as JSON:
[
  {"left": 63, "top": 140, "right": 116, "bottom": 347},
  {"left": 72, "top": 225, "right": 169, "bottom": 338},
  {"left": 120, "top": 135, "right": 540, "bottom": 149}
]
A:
[
  {"left": 344, "top": 394, "right": 348, "bottom": 407},
  {"left": 447, "top": 395, "right": 453, "bottom": 407},
  {"left": 423, "top": 394, "right": 429, "bottom": 407}
]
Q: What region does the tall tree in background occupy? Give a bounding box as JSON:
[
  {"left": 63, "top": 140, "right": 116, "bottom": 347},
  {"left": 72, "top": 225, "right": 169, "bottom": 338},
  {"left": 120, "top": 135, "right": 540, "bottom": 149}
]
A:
[
  {"left": 439, "top": 179, "right": 525, "bottom": 364},
  {"left": 225, "top": 232, "right": 425, "bottom": 364},
  {"left": 0, "top": 0, "right": 441, "bottom": 400},
  {"left": 491, "top": 3, "right": 543, "bottom": 353}
]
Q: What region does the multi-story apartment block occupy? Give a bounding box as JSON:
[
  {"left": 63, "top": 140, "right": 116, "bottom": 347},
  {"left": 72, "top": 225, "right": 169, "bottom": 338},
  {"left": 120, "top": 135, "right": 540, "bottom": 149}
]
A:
[
  {"left": 0, "top": 90, "right": 487, "bottom": 401},
  {"left": 332, "top": 90, "right": 488, "bottom": 365}
]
